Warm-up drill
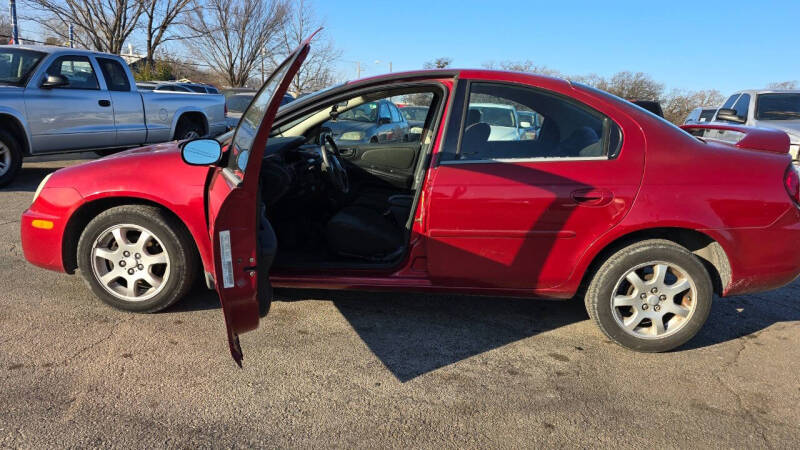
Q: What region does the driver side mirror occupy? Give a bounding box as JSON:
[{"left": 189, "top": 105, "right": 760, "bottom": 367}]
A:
[
  {"left": 41, "top": 74, "right": 69, "bottom": 89},
  {"left": 716, "top": 108, "right": 746, "bottom": 124},
  {"left": 378, "top": 117, "right": 391, "bottom": 125},
  {"left": 181, "top": 139, "right": 222, "bottom": 166}
]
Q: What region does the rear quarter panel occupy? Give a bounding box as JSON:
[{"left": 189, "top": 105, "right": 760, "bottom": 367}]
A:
[
  {"left": 563, "top": 112, "right": 796, "bottom": 296},
  {"left": 140, "top": 92, "right": 226, "bottom": 142}
]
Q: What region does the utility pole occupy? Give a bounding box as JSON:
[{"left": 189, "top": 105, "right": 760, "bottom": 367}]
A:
[
  {"left": 9, "top": 0, "right": 20, "bottom": 44},
  {"left": 261, "top": 48, "right": 267, "bottom": 85},
  {"left": 68, "top": 24, "right": 73, "bottom": 48},
  {"left": 356, "top": 61, "right": 361, "bottom": 79},
  {"left": 375, "top": 60, "right": 392, "bottom": 73}
]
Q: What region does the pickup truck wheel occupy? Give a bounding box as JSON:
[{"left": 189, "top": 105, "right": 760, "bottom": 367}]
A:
[
  {"left": 584, "top": 239, "right": 713, "bottom": 352},
  {"left": 0, "top": 130, "right": 23, "bottom": 188},
  {"left": 174, "top": 118, "right": 204, "bottom": 141},
  {"left": 77, "top": 205, "right": 198, "bottom": 313}
]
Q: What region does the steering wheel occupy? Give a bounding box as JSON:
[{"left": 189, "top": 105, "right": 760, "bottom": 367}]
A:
[{"left": 319, "top": 134, "right": 350, "bottom": 194}]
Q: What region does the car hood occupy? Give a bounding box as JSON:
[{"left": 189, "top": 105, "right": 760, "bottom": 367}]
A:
[
  {"left": 46, "top": 141, "right": 210, "bottom": 193},
  {"left": 756, "top": 120, "right": 800, "bottom": 142}
]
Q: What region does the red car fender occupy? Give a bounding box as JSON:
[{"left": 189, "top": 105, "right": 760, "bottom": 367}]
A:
[{"left": 71, "top": 189, "right": 214, "bottom": 276}]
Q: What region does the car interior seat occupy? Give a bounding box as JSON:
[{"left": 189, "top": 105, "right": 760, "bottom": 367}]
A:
[{"left": 559, "top": 126, "right": 600, "bottom": 157}]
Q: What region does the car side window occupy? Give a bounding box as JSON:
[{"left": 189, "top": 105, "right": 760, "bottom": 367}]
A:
[
  {"left": 458, "top": 82, "right": 619, "bottom": 161},
  {"left": 378, "top": 102, "right": 391, "bottom": 123},
  {"left": 733, "top": 94, "right": 750, "bottom": 119},
  {"left": 721, "top": 94, "right": 739, "bottom": 110},
  {"left": 96, "top": 58, "right": 131, "bottom": 92},
  {"left": 389, "top": 104, "right": 402, "bottom": 123},
  {"left": 45, "top": 55, "right": 99, "bottom": 90}
]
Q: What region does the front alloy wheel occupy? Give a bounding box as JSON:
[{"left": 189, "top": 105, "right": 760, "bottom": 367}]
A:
[
  {"left": 90, "top": 224, "right": 171, "bottom": 302},
  {"left": 77, "top": 205, "right": 198, "bottom": 313}
]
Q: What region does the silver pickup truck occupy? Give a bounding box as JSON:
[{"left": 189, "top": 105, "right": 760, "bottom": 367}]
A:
[{"left": 0, "top": 45, "right": 226, "bottom": 186}]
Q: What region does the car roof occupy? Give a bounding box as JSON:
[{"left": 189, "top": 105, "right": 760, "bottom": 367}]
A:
[
  {"left": 0, "top": 44, "right": 119, "bottom": 58},
  {"left": 731, "top": 89, "right": 800, "bottom": 96}
]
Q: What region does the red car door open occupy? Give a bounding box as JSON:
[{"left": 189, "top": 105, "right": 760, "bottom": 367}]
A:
[{"left": 205, "top": 35, "right": 314, "bottom": 367}]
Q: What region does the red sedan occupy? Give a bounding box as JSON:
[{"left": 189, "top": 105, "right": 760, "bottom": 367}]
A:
[{"left": 21, "top": 39, "right": 800, "bottom": 365}]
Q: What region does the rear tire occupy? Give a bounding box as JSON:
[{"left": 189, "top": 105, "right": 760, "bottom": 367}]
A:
[
  {"left": 0, "top": 130, "right": 23, "bottom": 188},
  {"left": 174, "top": 117, "right": 204, "bottom": 141},
  {"left": 584, "top": 239, "right": 713, "bottom": 352},
  {"left": 77, "top": 205, "right": 198, "bottom": 313}
]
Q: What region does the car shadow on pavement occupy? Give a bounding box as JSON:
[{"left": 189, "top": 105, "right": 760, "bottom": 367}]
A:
[
  {"left": 168, "top": 284, "right": 800, "bottom": 381},
  {"left": 681, "top": 289, "right": 800, "bottom": 350},
  {"left": 2, "top": 167, "right": 58, "bottom": 193},
  {"left": 274, "top": 288, "right": 589, "bottom": 382}
]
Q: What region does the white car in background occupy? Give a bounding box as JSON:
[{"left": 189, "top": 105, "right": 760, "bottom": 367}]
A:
[
  {"left": 713, "top": 90, "right": 800, "bottom": 160},
  {"left": 468, "top": 103, "right": 521, "bottom": 141}
]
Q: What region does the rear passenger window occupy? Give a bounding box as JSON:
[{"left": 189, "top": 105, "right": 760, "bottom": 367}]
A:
[
  {"left": 458, "top": 83, "right": 619, "bottom": 160},
  {"left": 96, "top": 57, "right": 131, "bottom": 92}
]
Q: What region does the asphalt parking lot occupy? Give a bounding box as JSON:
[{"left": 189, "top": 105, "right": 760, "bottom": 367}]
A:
[{"left": 2, "top": 155, "right": 800, "bottom": 448}]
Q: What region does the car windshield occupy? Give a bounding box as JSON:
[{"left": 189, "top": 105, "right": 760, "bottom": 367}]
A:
[
  {"left": 227, "top": 94, "right": 254, "bottom": 114},
  {"left": 518, "top": 112, "right": 535, "bottom": 127},
  {"left": 0, "top": 48, "right": 45, "bottom": 86},
  {"left": 400, "top": 106, "right": 428, "bottom": 122},
  {"left": 228, "top": 57, "right": 293, "bottom": 174},
  {"left": 470, "top": 106, "right": 516, "bottom": 127},
  {"left": 756, "top": 93, "right": 800, "bottom": 120},
  {"left": 338, "top": 102, "right": 378, "bottom": 122}
]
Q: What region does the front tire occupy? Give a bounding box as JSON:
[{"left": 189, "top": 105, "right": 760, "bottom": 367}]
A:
[
  {"left": 77, "top": 205, "right": 198, "bottom": 313},
  {"left": 0, "top": 130, "right": 23, "bottom": 188},
  {"left": 584, "top": 239, "right": 713, "bottom": 352}
]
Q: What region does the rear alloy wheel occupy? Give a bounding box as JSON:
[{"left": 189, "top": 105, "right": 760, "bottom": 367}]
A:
[
  {"left": 585, "top": 239, "right": 713, "bottom": 352},
  {"left": 77, "top": 205, "right": 197, "bottom": 313},
  {"left": 0, "top": 130, "right": 23, "bottom": 188}
]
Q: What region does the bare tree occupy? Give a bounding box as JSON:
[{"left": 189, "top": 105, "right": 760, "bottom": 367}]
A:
[
  {"left": 25, "top": 0, "right": 143, "bottom": 53},
  {"left": 269, "top": 0, "right": 340, "bottom": 95},
  {"left": 137, "top": 0, "right": 194, "bottom": 69},
  {"left": 424, "top": 57, "right": 452, "bottom": 69},
  {"left": 662, "top": 89, "right": 725, "bottom": 125},
  {"left": 183, "top": 0, "right": 289, "bottom": 87},
  {"left": 582, "top": 71, "right": 664, "bottom": 100},
  {"left": 0, "top": 16, "right": 11, "bottom": 43},
  {"left": 767, "top": 80, "right": 798, "bottom": 90},
  {"left": 483, "top": 60, "right": 560, "bottom": 76}
]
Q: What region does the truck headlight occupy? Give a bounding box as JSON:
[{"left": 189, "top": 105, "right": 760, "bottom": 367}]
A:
[
  {"left": 340, "top": 131, "right": 364, "bottom": 141},
  {"left": 32, "top": 173, "right": 52, "bottom": 204}
]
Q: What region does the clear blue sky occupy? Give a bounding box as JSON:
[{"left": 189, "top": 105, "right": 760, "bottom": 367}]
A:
[{"left": 317, "top": 0, "right": 800, "bottom": 94}]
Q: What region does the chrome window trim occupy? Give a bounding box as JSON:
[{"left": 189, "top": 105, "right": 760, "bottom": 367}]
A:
[{"left": 439, "top": 156, "right": 609, "bottom": 165}]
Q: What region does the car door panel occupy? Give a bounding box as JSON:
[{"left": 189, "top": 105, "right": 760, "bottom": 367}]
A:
[
  {"left": 24, "top": 55, "right": 115, "bottom": 152},
  {"left": 338, "top": 142, "right": 419, "bottom": 188},
  {"left": 425, "top": 80, "right": 646, "bottom": 292},
  {"left": 426, "top": 159, "right": 641, "bottom": 290},
  {"left": 205, "top": 36, "right": 312, "bottom": 366}
]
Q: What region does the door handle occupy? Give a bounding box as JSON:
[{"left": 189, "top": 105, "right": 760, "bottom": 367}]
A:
[
  {"left": 98, "top": 99, "right": 111, "bottom": 107},
  {"left": 339, "top": 147, "right": 355, "bottom": 157},
  {"left": 571, "top": 188, "right": 613, "bottom": 206}
]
